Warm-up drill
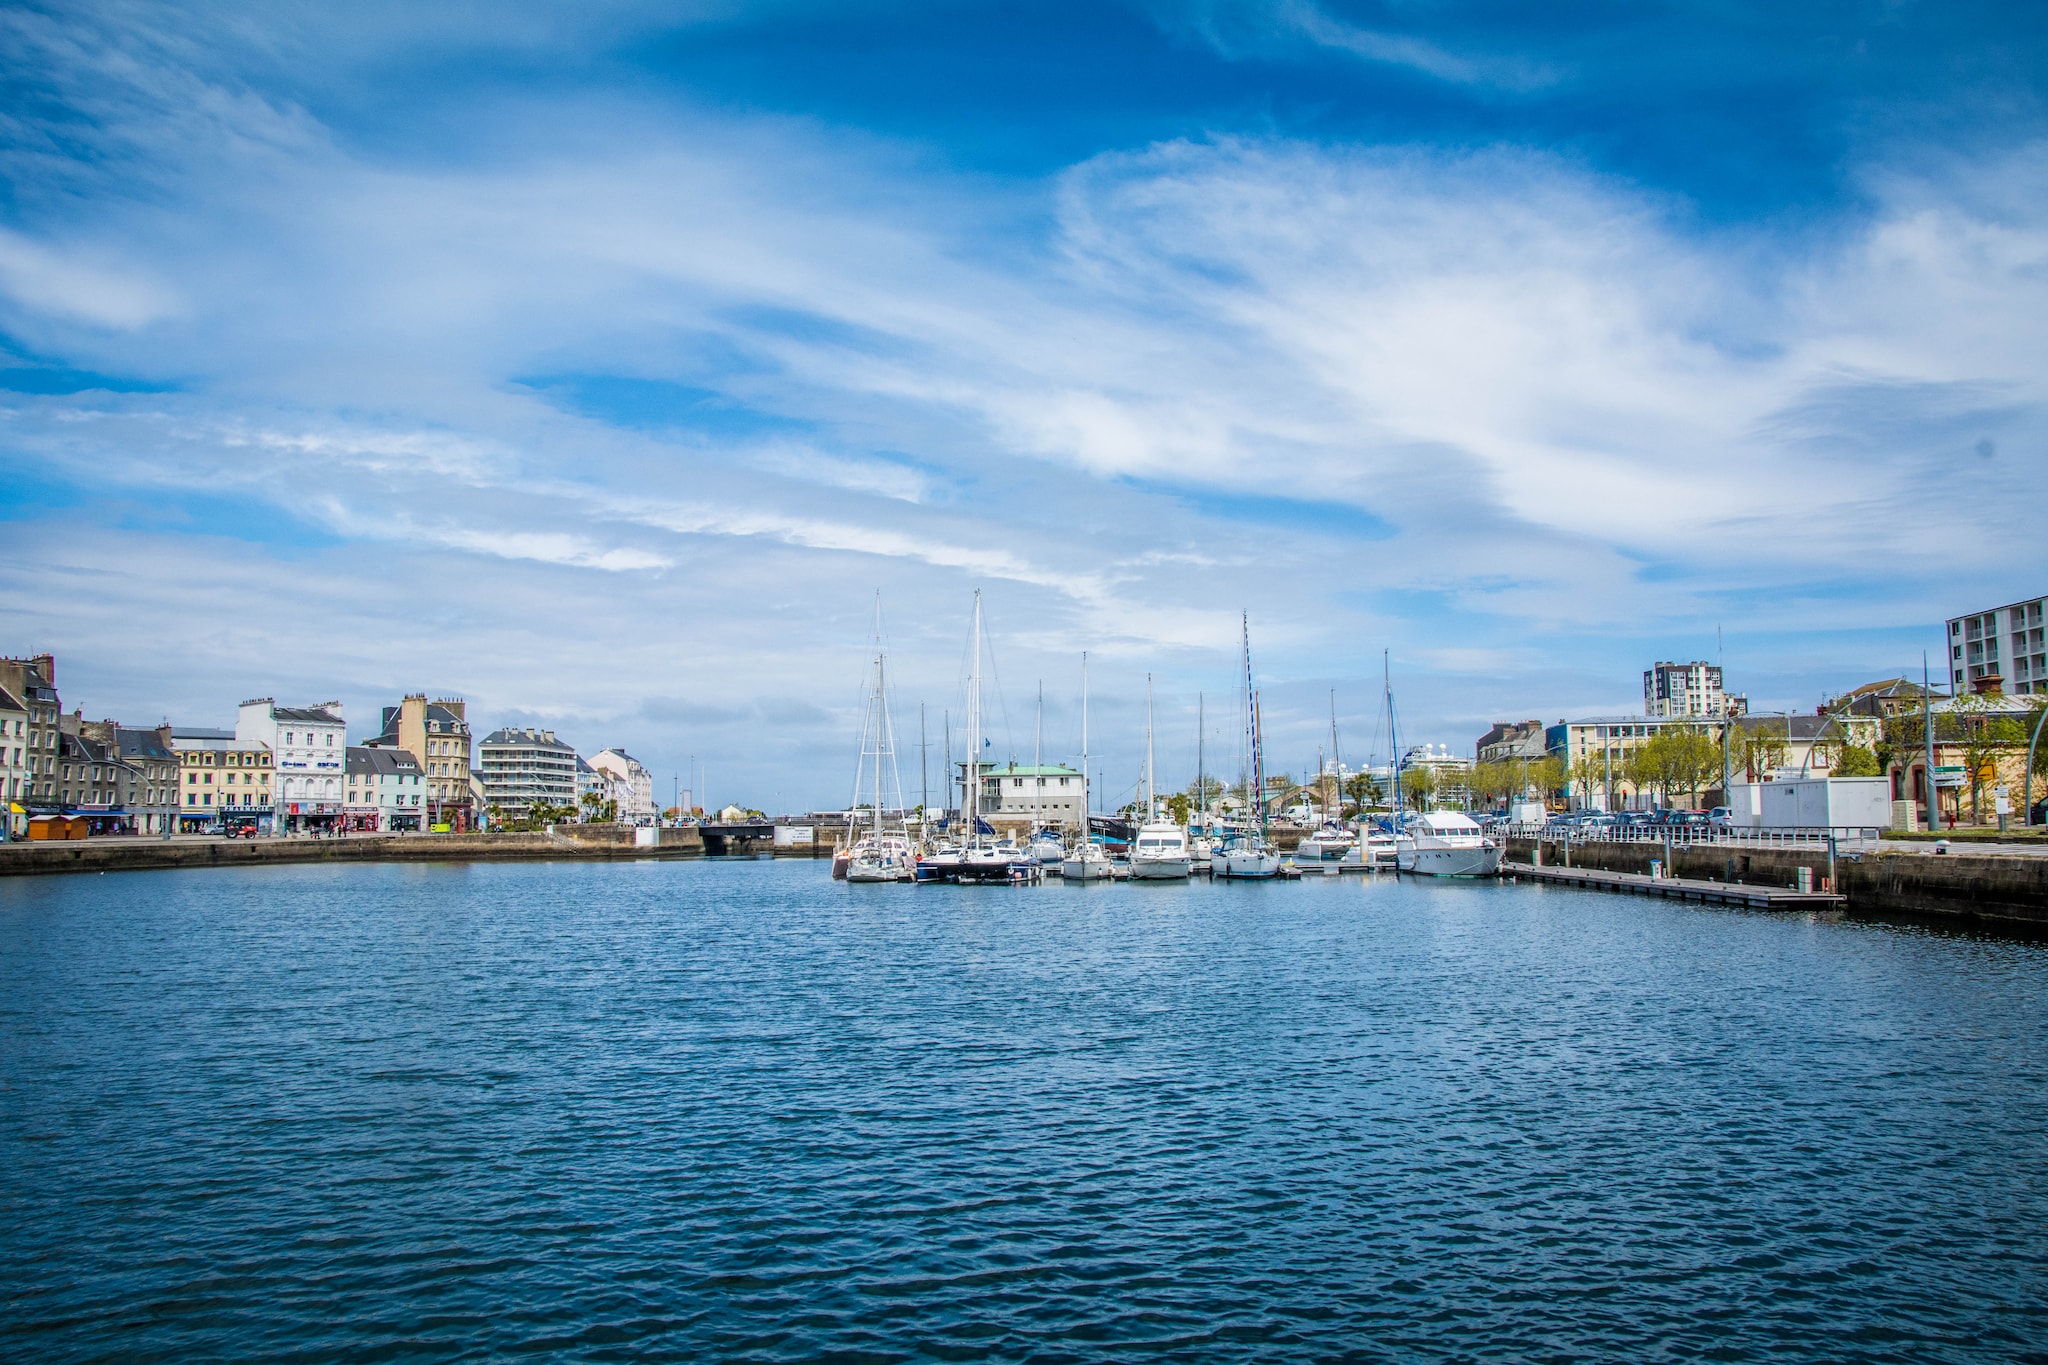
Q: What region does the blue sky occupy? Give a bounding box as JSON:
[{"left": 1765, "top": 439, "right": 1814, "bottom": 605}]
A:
[{"left": 2, "top": 1, "right": 2045, "bottom": 810}]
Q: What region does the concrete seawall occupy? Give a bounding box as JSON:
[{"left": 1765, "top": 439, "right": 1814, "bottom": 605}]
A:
[
  {"left": 1508, "top": 836, "right": 2048, "bottom": 929},
  {"left": 0, "top": 828, "right": 705, "bottom": 878}
]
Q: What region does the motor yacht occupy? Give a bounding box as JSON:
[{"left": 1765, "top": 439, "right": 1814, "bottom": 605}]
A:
[
  {"left": 1394, "top": 811, "right": 1503, "bottom": 877},
  {"left": 1294, "top": 822, "right": 1354, "bottom": 861},
  {"left": 1130, "top": 820, "right": 1193, "bottom": 879}
]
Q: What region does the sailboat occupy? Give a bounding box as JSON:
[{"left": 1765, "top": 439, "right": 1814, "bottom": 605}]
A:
[
  {"left": 1212, "top": 614, "right": 1282, "bottom": 879},
  {"left": 1297, "top": 692, "right": 1356, "bottom": 862},
  {"left": 1061, "top": 651, "right": 1115, "bottom": 882},
  {"left": 845, "top": 597, "right": 915, "bottom": 883},
  {"left": 915, "top": 592, "right": 1039, "bottom": 885},
  {"left": 1130, "top": 674, "right": 1193, "bottom": 879},
  {"left": 1027, "top": 682, "right": 1066, "bottom": 865}
]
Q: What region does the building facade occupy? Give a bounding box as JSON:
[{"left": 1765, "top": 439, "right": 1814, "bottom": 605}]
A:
[
  {"left": 479, "top": 727, "right": 578, "bottom": 821},
  {"left": 344, "top": 746, "right": 427, "bottom": 832},
  {"left": 1949, "top": 595, "right": 2047, "bottom": 695},
  {"left": 1643, "top": 661, "right": 1745, "bottom": 718},
  {"left": 0, "top": 655, "right": 62, "bottom": 811},
  {"left": 588, "top": 748, "right": 658, "bottom": 824},
  {"left": 171, "top": 728, "right": 276, "bottom": 832},
  {"left": 55, "top": 717, "right": 140, "bottom": 834},
  {"left": 0, "top": 686, "right": 27, "bottom": 838},
  {"left": 368, "top": 695, "right": 474, "bottom": 830},
  {"left": 238, "top": 700, "right": 346, "bottom": 832},
  {"left": 78, "top": 720, "right": 179, "bottom": 834},
  {"left": 1475, "top": 720, "right": 1548, "bottom": 764}
]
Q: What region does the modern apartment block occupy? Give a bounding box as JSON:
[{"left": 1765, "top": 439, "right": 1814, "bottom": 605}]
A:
[
  {"left": 1948, "top": 595, "right": 2047, "bottom": 694},
  {"left": 479, "top": 727, "right": 578, "bottom": 819},
  {"left": 1643, "top": 661, "right": 1745, "bottom": 718}
]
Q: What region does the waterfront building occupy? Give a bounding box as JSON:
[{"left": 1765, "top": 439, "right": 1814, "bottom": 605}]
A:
[
  {"left": 588, "top": 748, "right": 658, "bottom": 825},
  {"left": 170, "top": 728, "right": 276, "bottom": 832},
  {"left": 955, "top": 760, "right": 1087, "bottom": 828},
  {"left": 575, "top": 754, "right": 604, "bottom": 817},
  {"left": 344, "top": 746, "right": 426, "bottom": 832},
  {"left": 1948, "top": 595, "right": 2047, "bottom": 694},
  {"left": 1474, "top": 720, "right": 1547, "bottom": 764},
  {"left": 1643, "top": 661, "right": 1745, "bottom": 718},
  {"left": 366, "top": 695, "right": 474, "bottom": 830},
  {"left": 1883, "top": 693, "right": 2044, "bottom": 828},
  {"left": 0, "top": 685, "right": 27, "bottom": 838},
  {"left": 54, "top": 715, "right": 141, "bottom": 834},
  {"left": 237, "top": 699, "right": 346, "bottom": 832},
  {"left": 0, "top": 655, "right": 63, "bottom": 810},
  {"left": 78, "top": 720, "right": 179, "bottom": 834},
  {"left": 479, "top": 727, "right": 578, "bottom": 821}
]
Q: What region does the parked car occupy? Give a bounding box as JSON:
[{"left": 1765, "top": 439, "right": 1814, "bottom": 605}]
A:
[
  {"left": 1707, "top": 806, "right": 1736, "bottom": 831},
  {"left": 224, "top": 818, "right": 259, "bottom": 839}
]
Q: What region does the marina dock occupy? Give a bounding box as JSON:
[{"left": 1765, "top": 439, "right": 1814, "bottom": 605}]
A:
[{"left": 1503, "top": 860, "right": 1845, "bottom": 910}]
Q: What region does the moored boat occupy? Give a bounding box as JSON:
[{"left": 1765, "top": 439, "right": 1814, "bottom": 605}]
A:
[{"left": 1394, "top": 810, "right": 1503, "bottom": 877}]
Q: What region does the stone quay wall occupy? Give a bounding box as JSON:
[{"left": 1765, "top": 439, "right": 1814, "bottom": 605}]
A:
[
  {"left": 1508, "top": 836, "right": 2048, "bottom": 929},
  {"left": 0, "top": 826, "right": 704, "bottom": 878}
]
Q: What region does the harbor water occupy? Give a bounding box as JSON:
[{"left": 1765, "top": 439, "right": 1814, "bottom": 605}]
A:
[{"left": 3, "top": 860, "right": 2045, "bottom": 1360}]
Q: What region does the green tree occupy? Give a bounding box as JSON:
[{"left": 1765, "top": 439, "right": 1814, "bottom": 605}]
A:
[
  {"left": 1736, "top": 723, "right": 1789, "bottom": 782},
  {"left": 1343, "top": 771, "right": 1383, "bottom": 811},
  {"left": 1400, "top": 766, "right": 1437, "bottom": 809},
  {"left": 1950, "top": 693, "right": 2026, "bottom": 822},
  {"left": 1832, "top": 744, "right": 1882, "bottom": 777},
  {"left": 1166, "top": 792, "right": 1192, "bottom": 826}
]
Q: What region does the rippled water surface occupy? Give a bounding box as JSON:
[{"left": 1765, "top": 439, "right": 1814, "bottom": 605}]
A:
[{"left": 4, "top": 860, "right": 2048, "bottom": 1362}]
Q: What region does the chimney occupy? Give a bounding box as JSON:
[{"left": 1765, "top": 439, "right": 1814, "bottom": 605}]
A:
[
  {"left": 1971, "top": 673, "right": 2004, "bottom": 696},
  {"left": 32, "top": 653, "right": 53, "bottom": 686}
]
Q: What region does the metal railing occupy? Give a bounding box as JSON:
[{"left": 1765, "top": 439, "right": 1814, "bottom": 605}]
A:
[{"left": 1507, "top": 822, "right": 1885, "bottom": 852}]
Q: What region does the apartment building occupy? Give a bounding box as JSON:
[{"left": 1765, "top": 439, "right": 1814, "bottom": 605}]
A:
[
  {"left": 1642, "top": 661, "right": 1745, "bottom": 718},
  {"left": 77, "top": 719, "right": 179, "bottom": 834},
  {"left": 1475, "top": 720, "right": 1547, "bottom": 763},
  {"left": 0, "top": 686, "right": 26, "bottom": 837},
  {"left": 479, "top": 727, "right": 578, "bottom": 820},
  {"left": 0, "top": 655, "right": 62, "bottom": 808},
  {"left": 588, "top": 747, "right": 658, "bottom": 824},
  {"left": 1948, "top": 595, "right": 2047, "bottom": 694}
]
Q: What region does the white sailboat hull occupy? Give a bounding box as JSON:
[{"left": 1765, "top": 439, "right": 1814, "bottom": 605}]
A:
[
  {"left": 1212, "top": 848, "right": 1281, "bottom": 879},
  {"left": 1060, "top": 855, "right": 1115, "bottom": 881}
]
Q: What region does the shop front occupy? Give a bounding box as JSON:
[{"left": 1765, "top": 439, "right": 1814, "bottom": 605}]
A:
[{"left": 286, "top": 801, "right": 342, "bottom": 833}]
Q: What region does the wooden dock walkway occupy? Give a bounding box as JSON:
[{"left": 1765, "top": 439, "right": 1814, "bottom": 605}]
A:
[{"left": 1502, "top": 861, "right": 1845, "bottom": 910}]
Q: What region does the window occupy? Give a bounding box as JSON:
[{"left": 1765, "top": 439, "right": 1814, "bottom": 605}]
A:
[{"left": 286, "top": 732, "right": 294, "bottom": 746}]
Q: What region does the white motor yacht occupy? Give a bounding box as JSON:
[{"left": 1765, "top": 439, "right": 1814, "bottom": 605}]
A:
[
  {"left": 1394, "top": 811, "right": 1503, "bottom": 877},
  {"left": 1029, "top": 831, "right": 1066, "bottom": 865},
  {"left": 1130, "top": 821, "right": 1192, "bottom": 879}
]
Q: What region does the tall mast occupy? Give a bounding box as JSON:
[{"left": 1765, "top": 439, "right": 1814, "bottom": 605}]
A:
[
  {"left": 1034, "top": 681, "right": 1044, "bottom": 833},
  {"left": 920, "top": 702, "right": 928, "bottom": 833},
  {"left": 873, "top": 641, "right": 884, "bottom": 843},
  {"left": 966, "top": 591, "right": 983, "bottom": 844},
  {"left": 1386, "top": 648, "right": 1401, "bottom": 820},
  {"left": 1145, "top": 673, "right": 1156, "bottom": 817},
  {"left": 1330, "top": 688, "right": 1342, "bottom": 820},
  {"left": 1081, "top": 652, "right": 1090, "bottom": 829},
  {"left": 1240, "top": 612, "right": 1253, "bottom": 824},
  {"left": 1197, "top": 692, "right": 1206, "bottom": 821}
]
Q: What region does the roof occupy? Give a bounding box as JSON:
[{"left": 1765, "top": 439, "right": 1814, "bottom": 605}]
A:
[
  {"left": 425, "top": 703, "right": 466, "bottom": 727},
  {"left": 171, "top": 727, "right": 236, "bottom": 740},
  {"left": 480, "top": 727, "right": 574, "bottom": 749},
  {"left": 346, "top": 746, "right": 421, "bottom": 776},
  {"left": 975, "top": 763, "right": 1084, "bottom": 777},
  {"left": 272, "top": 706, "right": 343, "bottom": 725},
  {"left": 0, "top": 686, "right": 23, "bottom": 714},
  {"left": 113, "top": 727, "right": 172, "bottom": 760}
]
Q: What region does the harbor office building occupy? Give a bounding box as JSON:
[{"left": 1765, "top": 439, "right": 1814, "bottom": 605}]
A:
[
  {"left": 956, "top": 760, "right": 1088, "bottom": 830},
  {"left": 170, "top": 728, "right": 275, "bottom": 832}
]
